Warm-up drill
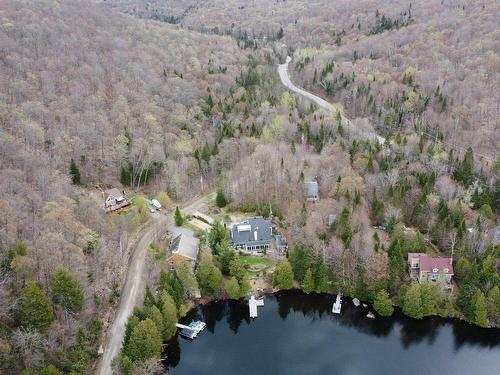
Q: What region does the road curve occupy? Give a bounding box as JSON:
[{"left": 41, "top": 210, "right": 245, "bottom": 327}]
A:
[
  {"left": 278, "top": 56, "right": 385, "bottom": 145},
  {"left": 278, "top": 56, "right": 339, "bottom": 113},
  {"left": 97, "top": 195, "right": 210, "bottom": 375}
]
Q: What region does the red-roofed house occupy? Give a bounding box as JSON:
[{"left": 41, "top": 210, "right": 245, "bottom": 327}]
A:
[{"left": 408, "top": 253, "right": 453, "bottom": 292}]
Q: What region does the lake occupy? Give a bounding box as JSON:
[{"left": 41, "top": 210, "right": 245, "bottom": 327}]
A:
[{"left": 164, "top": 290, "right": 500, "bottom": 375}]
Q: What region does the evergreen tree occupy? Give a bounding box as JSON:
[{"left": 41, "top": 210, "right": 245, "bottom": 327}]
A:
[
  {"left": 301, "top": 269, "right": 315, "bottom": 294},
  {"left": 387, "top": 237, "right": 405, "bottom": 293},
  {"left": 159, "top": 291, "right": 178, "bottom": 340},
  {"left": 196, "top": 251, "right": 222, "bottom": 296},
  {"left": 215, "top": 189, "right": 227, "bottom": 208},
  {"left": 420, "top": 282, "right": 438, "bottom": 316},
  {"left": 312, "top": 258, "right": 329, "bottom": 293},
  {"left": 453, "top": 146, "right": 474, "bottom": 187},
  {"left": 207, "top": 220, "right": 229, "bottom": 253},
  {"left": 143, "top": 305, "right": 164, "bottom": 340},
  {"left": 472, "top": 289, "right": 489, "bottom": 328},
  {"left": 159, "top": 271, "right": 184, "bottom": 309},
  {"left": 288, "top": 244, "right": 311, "bottom": 282},
  {"left": 402, "top": 282, "right": 423, "bottom": 319},
  {"left": 174, "top": 206, "right": 183, "bottom": 226},
  {"left": 487, "top": 286, "right": 500, "bottom": 324},
  {"left": 354, "top": 265, "right": 370, "bottom": 301},
  {"left": 216, "top": 239, "right": 235, "bottom": 275},
  {"left": 272, "top": 260, "right": 294, "bottom": 289},
  {"left": 124, "top": 314, "right": 141, "bottom": 345},
  {"left": 225, "top": 277, "right": 242, "bottom": 299},
  {"left": 373, "top": 289, "right": 394, "bottom": 317},
  {"left": 120, "top": 164, "right": 132, "bottom": 186},
  {"left": 69, "top": 158, "right": 81, "bottom": 185},
  {"left": 19, "top": 282, "right": 55, "bottom": 332},
  {"left": 201, "top": 142, "right": 211, "bottom": 163},
  {"left": 51, "top": 267, "right": 84, "bottom": 313},
  {"left": 454, "top": 257, "right": 471, "bottom": 281},
  {"left": 371, "top": 190, "right": 385, "bottom": 225},
  {"left": 229, "top": 258, "right": 250, "bottom": 296},
  {"left": 125, "top": 319, "right": 162, "bottom": 362}
]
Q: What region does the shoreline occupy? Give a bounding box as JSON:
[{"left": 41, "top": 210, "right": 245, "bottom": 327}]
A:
[{"left": 185, "top": 286, "right": 500, "bottom": 330}]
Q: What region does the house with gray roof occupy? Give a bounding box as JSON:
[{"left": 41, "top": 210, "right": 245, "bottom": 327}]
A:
[
  {"left": 305, "top": 181, "right": 319, "bottom": 201},
  {"left": 230, "top": 216, "right": 275, "bottom": 252}
]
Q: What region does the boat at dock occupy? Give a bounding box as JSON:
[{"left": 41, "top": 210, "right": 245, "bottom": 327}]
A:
[{"left": 177, "top": 320, "right": 206, "bottom": 339}]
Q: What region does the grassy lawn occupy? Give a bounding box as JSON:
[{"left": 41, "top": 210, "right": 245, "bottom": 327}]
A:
[{"left": 239, "top": 254, "right": 273, "bottom": 267}]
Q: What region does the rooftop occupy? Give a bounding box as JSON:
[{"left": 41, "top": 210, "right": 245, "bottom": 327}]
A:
[
  {"left": 169, "top": 228, "right": 200, "bottom": 261},
  {"left": 305, "top": 181, "right": 319, "bottom": 197},
  {"left": 408, "top": 253, "right": 453, "bottom": 275},
  {"left": 231, "top": 216, "right": 274, "bottom": 245},
  {"left": 105, "top": 188, "right": 123, "bottom": 199}
]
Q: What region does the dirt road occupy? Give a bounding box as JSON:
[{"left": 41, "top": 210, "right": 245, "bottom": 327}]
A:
[
  {"left": 278, "top": 56, "right": 385, "bottom": 145},
  {"left": 97, "top": 194, "right": 211, "bottom": 375}
]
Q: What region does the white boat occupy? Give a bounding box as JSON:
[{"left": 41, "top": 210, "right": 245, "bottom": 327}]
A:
[
  {"left": 366, "top": 311, "right": 375, "bottom": 319},
  {"left": 352, "top": 298, "right": 360, "bottom": 307}
]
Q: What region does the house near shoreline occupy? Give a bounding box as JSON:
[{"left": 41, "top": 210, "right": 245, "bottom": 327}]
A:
[
  {"left": 408, "top": 253, "right": 454, "bottom": 292},
  {"left": 230, "top": 216, "right": 275, "bottom": 252},
  {"left": 103, "top": 188, "right": 130, "bottom": 213}
]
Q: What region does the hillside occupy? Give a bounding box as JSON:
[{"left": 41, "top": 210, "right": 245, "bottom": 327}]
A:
[{"left": 0, "top": 0, "right": 499, "bottom": 374}]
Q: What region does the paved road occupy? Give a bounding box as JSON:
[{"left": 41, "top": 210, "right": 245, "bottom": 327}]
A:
[
  {"left": 278, "top": 56, "right": 385, "bottom": 145},
  {"left": 97, "top": 194, "right": 210, "bottom": 375}
]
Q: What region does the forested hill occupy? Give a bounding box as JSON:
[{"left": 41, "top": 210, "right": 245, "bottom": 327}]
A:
[
  {"left": 0, "top": 0, "right": 499, "bottom": 373},
  {"left": 107, "top": 0, "right": 500, "bottom": 161},
  {"left": 0, "top": 0, "right": 277, "bottom": 372}
]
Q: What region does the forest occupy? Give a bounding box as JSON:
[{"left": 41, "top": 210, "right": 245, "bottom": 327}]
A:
[{"left": 0, "top": 0, "right": 498, "bottom": 374}]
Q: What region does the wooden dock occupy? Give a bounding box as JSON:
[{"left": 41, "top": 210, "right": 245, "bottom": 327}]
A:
[
  {"left": 332, "top": 293, "right": 342, "bottom": 314},
  {"left": 249, "top": 295, "right": 264, "bottom": 318}
]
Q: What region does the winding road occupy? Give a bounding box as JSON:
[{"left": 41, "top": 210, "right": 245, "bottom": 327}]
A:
[
  {"left": 278, "top": 56, "right": 385, "bottom": 145},
  {"left": 97, "top": 194, "right": 210, "bottom": 375}
]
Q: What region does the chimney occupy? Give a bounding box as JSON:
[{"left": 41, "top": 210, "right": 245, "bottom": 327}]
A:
[{"left": 254, "top": 231, "right": 257, "bottom": 241}]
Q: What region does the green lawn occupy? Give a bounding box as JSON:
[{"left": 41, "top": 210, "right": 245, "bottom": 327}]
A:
[{"left": 239, "top": 255, "right": 272, "bottom": 266}]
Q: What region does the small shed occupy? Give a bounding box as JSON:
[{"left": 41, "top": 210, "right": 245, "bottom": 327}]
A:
[
  {"left": 305, "top": 181, "right": 319, "bottom": 201},
  {"left": 327, "top": 214, "right": 337, "bottom": 227}
]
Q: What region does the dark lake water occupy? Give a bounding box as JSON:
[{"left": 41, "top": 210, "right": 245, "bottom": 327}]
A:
[{"left": 164, "top": 290, "right": 500, "bottom": 375}]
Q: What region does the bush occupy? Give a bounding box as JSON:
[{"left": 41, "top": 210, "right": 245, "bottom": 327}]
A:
[{"left": 18, "top": 282, "right": 54, "bottom": 332}]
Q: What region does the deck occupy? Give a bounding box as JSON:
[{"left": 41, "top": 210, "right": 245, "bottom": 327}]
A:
[
  {"left": 249, "top": 295, "right": 264, "bottom": 318},
  {"left": 332, "top": 293, "right": 342, "bottom": 314}
]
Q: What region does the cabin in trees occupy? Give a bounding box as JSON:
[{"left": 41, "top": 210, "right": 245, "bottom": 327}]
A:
[
  {"left": 408, "top": 253, "right": 454, "bottom": 292},
  {"left": 103, "top": 188, "right": 130, "bottom": 213},
  {"left": 230, "top": 216, "right": 275, "bottom": 252},
  {"left": 304, "top": 181, "right": 319, "bottom": 202}
]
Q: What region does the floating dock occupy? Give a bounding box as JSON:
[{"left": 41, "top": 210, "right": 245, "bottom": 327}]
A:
[
  {"left": 176, "top": 321, "right": 206, "bottom": 339},
  {"left": 249, "top": 295, "right": 264, "bottom": 318},
  {"left": 332, "top": 293, "right": 342, "bottom": 314}
]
